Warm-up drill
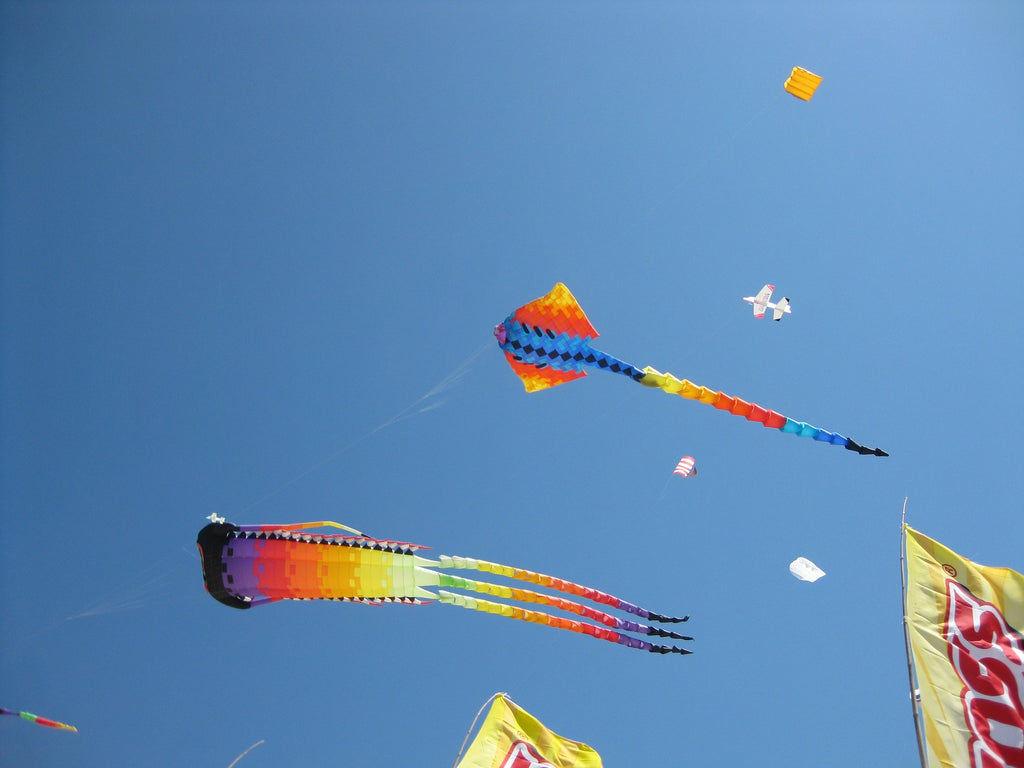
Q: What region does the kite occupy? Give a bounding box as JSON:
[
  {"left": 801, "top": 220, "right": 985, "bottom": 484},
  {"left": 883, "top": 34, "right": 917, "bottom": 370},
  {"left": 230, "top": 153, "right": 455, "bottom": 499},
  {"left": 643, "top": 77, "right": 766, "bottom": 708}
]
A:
[
  {"left": 197, "top": 521, "right": 692, "bottom": 655},
  {"left": 784, "top": 66, "right": 823, "bottom": 101},
  {"left": 494, "top": 283, "right": 887, "bottom": 456},
  {"left": 789, "top": 557, "right": 825, "bottom": 582},
  {"left": 1, "top": 708, "right": 77, "bottom": 732},
  {"left": 673, "top": 456, "right": 696, "bottom": 478}
]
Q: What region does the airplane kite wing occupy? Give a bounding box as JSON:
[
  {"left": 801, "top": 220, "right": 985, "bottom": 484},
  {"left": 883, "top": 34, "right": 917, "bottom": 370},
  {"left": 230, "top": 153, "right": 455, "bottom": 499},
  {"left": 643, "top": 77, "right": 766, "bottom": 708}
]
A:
[
  {"left": 744, "top": 284, "right": 775, "bottom": 318},
  {"left": 495, "top": 283, "right": 886, "bottom": 456},
  {"left": 772, "top": 297, "right": 790, "bottom": 321},
  {"left": 198, "top": 521, "right": 692, "bottom": 655},
  {"left": 743, "top": 284, "right": 791, "bottom": 320}
]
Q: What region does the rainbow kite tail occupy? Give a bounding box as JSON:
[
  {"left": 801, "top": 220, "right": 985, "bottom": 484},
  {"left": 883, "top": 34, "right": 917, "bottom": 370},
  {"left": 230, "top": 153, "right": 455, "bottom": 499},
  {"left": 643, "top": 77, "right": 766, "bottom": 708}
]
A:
[
  {"left": 434, "top": 555, "right": 691, "bottom": 654},
  {"left": 1, "top": 708, "right": 77, "bottom": 732},
  {"left": 438, "top": 555, "right": 689, "bottom": 623},
  {"left": 436, "top": 591, "right": 691, "bottom": 655},
  {"left": 638, "top": 366, "right": 888, "bottom": 457},
  {"left": 436, "top": 572, "right": 691, "bottom": 639}
]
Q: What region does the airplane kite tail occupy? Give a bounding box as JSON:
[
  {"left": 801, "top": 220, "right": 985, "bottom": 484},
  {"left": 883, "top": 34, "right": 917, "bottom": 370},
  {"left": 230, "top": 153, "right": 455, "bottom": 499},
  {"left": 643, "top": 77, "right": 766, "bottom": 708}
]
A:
[{"left": 639, "top": 366, "right": 889, "bottom": 457}]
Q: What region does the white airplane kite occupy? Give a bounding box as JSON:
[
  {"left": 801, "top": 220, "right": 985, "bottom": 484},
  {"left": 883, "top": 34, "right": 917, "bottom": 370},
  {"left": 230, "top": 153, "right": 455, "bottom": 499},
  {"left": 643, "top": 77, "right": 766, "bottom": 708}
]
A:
[{"left": 743, "top": 284, "right": 791, "bottom": 321}]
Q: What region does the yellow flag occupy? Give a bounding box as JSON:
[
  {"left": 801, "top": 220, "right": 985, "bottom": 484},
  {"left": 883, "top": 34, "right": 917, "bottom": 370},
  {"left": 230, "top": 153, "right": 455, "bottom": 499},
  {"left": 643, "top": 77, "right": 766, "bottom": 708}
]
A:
[
  {"left": 456, "top": 695, "right": 603, "bottom": 768},
  {"left": 905, "top": 525, "right": 1024, "bottom": 768}
]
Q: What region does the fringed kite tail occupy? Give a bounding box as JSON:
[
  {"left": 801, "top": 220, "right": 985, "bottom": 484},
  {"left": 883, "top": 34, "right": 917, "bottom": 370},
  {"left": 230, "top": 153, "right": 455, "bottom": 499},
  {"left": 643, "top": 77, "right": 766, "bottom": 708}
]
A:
[
  {"left": 639, "top": 366, "right": 888, "bottom": 457},
  {"left": 436, "top": 591, "right": 691, "bottom": 655},
  {"left": 435, "top": 573, "right": 693, "bottom": 642},
  {"left": 437, "top": 555, "right": 688, "bottom": 625}
]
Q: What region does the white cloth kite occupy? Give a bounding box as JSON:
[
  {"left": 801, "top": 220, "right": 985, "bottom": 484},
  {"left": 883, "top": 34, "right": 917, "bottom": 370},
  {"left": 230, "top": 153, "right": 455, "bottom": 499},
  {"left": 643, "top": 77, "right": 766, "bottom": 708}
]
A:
[{"left": 789, "top": 557, "right": 825, "bottom": 582}]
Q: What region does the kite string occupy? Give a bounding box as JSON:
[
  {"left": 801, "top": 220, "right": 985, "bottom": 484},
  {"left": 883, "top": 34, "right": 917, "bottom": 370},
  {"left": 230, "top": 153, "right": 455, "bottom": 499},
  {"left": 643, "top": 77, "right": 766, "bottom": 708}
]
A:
[
  {"left": 451, "top": 692, "right": 507, "bottom": 768},
  {"left": 654, "top": 474, "right": 673, "bottom": 504},
  {"left": 0, "top": 548, "right": 198, "bottom": 655},
  {"left": 237, "top": 341, "right": 490, "bottom": 515},
  {"left": 225, "top": 739, "right": 265, "bottom": 768}
]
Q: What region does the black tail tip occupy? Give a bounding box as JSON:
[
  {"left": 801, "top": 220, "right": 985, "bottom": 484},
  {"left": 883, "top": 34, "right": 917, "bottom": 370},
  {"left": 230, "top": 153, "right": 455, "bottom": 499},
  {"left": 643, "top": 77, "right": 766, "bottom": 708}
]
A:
[
  {"left": 845, "top": 440, "right": 889, "bottom": 457},
  {"left": 647, "top": 626, "right": 695, "bottom": 641},
  {"left": 649, "top": 645, "right": 693, "bottom": 655},
  {"left": 649, "top": 612, "right": 689, "bottom": 623}
]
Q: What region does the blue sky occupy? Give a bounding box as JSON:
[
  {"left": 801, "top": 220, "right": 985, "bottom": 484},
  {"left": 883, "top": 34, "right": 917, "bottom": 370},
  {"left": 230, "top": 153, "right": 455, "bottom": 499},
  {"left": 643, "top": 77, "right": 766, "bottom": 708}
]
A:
[{"left": 2, "top": 2, "right": 1022, "bottom": 766}]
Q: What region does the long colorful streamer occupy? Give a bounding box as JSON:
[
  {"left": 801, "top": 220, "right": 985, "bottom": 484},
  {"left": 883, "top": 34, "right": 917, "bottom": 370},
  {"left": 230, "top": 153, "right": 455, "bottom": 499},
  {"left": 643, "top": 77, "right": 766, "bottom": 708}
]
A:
[
  {"left": 198, "top": 521, "right": 691, "bottom": 655},
  {"left": 494, "top": 283, "right": 887, "bottom": 457},
  {"left": 1, "top": 707, "right": 77, "bottom": 732}
]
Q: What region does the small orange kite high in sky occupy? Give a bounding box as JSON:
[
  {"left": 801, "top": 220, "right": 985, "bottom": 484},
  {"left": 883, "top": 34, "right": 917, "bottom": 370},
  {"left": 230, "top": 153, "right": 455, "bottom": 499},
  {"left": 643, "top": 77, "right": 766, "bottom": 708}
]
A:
[{"left": 784, "top": 67, "right": 823, "bottom": 101}]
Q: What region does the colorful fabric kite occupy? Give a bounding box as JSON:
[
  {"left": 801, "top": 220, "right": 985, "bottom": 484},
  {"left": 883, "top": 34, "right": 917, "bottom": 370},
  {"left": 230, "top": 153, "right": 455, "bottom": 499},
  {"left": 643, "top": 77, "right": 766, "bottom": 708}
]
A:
[
  {"left": 494, "top": 284, "right": 887, "bottom": 456},
  {"left": 784, "top": 67, "right": 823, "bottom": 101},
  {"left": 198, "top": 521, "right": 692, "bottom": 655},
  {"left": 455, "top": 694, "right": 603, "bottom": 768},
  {"left": 673, "top": 456, "right": 696, "bottom": 478},
  {"left": 1, "top": 708, "right": 77, "bottom": 732},
  {"left": 904, "top": 525, "right": 1024, "bottom": 768}
]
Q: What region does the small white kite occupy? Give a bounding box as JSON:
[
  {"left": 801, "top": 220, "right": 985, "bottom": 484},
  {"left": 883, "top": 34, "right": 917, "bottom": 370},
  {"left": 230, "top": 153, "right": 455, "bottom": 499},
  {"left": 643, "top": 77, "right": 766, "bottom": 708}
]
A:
[
  {"left": 743, "top": 284, "right": 791, "bottom": 321},
  {"left": 789, "top": 557, "right": 825, "bottom": 582}
]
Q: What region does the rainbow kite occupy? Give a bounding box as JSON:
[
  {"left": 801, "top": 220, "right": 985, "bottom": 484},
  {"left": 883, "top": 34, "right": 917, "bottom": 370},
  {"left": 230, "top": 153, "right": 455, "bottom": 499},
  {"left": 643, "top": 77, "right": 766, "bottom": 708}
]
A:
[
  {"left": 494, "top": 283, "right": 887, "bottom": 457},
  {"left": 198, "top": 521, "right": 692, "bottom": 655},
  {"left": 1, "top": 707, "right": 77, "bottom": 732}
]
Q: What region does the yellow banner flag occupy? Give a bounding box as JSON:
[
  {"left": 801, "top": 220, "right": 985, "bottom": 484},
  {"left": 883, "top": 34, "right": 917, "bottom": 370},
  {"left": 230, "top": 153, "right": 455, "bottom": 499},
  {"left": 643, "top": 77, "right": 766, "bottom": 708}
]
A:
[
  {"left": 905, "top": 525, "right": 1024, "bottom": 768},
  {"left": 456, "top": 694, "right": 603, "bottom": 768}
]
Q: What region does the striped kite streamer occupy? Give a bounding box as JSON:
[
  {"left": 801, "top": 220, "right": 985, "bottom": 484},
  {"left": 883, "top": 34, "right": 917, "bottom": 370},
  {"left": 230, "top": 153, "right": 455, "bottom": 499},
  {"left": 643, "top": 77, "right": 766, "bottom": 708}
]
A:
[{"left": 1, "top": 707, "right": 77, "bottom": 732}]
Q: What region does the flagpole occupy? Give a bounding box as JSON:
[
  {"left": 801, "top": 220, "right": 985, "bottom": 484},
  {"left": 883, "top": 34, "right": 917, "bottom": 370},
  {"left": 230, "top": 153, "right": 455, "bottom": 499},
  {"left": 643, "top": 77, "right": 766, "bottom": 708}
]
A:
[
  {"left": 900, "top": 498, "right": 928, "bottom": 768},
  {"left": 452, "top": 691, "right": 507, "bottom": 768}
]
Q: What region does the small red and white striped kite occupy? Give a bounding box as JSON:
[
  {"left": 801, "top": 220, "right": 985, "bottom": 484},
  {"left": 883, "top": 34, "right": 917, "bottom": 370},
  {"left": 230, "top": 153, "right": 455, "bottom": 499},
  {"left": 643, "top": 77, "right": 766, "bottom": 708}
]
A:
[{"left": 673, "top": 456, "right": 696, "bottom": 478}]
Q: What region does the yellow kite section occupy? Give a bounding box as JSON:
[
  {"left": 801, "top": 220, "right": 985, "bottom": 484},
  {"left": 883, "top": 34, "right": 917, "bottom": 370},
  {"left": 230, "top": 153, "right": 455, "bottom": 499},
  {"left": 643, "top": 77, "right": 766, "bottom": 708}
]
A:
[{"left": 784, "top": 67, "right": 823, "bottom": 101}]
